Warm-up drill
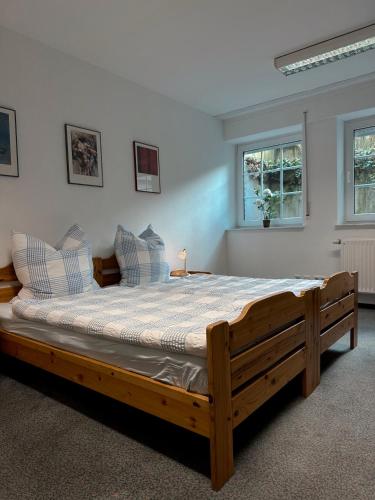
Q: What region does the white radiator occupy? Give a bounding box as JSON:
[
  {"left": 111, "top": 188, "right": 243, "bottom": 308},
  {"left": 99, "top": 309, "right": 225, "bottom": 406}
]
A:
[{"left": 340, "top": 239, "right": 375, "bottom": 293}]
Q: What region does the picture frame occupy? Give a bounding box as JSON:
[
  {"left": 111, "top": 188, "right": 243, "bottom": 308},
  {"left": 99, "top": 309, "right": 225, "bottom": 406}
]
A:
[
  {"left": 65, "top": 124, "right": 103, "bottom": 187},
  {"left": 133, "top": 141, "right": 161, "bottom": 194},
  {"left": 0, "top": 106, "right": 19, "bottom": 178}
]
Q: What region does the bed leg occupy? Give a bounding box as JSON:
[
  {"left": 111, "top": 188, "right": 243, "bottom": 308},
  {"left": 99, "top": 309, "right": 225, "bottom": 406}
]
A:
[
  {"left": 206, "top": 321, "right": 234, "bottom": 491},
  {"left": 350, "top": 327, "right": 358, "bottom": 350},
  {"left": 350, "top": 272, "right": 359, "bottom": 350},
  {"left": 302, "top": 288, "right": 320, "bottom": 397}
]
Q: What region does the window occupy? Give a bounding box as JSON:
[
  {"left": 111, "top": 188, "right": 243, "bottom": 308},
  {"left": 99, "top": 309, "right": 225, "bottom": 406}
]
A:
[
  {"left": 344, "top": 116, "right": 375, "bottom": 222},
  {"left": 238, "top": 139, "right": 304, "bottom": 226}
]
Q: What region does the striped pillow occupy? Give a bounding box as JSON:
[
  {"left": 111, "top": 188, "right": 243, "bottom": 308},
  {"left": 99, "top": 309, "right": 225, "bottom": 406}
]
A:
[
  {"left": 12, "top": 224, "right": 97, "bottom": 300},
  {"left": 114, "top": 225, "right": 170, "bottom": 287}
]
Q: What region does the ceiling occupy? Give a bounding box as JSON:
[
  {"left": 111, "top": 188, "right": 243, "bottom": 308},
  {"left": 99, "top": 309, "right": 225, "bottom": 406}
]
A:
[{"left": 1, "top": 0, "right": 375, "bottom": 116}]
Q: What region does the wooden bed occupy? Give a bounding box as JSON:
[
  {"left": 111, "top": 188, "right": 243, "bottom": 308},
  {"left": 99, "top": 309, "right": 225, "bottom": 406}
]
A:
[{"left": 0, "top": 259, "right": 358, "bottom": 490}]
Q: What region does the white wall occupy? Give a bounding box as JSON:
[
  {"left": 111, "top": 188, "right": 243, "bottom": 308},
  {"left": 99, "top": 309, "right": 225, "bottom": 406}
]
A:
[
  {"left": 0, "top": 28, "right": 235, "bottom": 272},
  {"left": 224, "top": 78, "right": 375, "bottom": 279}
]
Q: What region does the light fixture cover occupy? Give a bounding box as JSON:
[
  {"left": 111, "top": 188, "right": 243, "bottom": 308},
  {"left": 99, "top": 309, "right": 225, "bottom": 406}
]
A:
[{"left": 275, "top": 23, "right": 375, "bottom": 76}]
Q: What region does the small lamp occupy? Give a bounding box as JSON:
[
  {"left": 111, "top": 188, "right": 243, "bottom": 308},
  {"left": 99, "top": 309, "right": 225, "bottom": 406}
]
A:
[{"left": 177, "top": 249, "right": 188, "bottom": 277}]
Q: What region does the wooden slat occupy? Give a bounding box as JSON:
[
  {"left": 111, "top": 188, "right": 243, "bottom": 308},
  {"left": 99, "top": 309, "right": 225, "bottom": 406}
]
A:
[
  {"left": 231, "top": 320, "right": 306, "bottom": 391},
  {"left": 232, "top": 348, "right": 306, "bottom": 428},
  {"left": 320, "top": 293, "right": 355, "bottom": 330},
  {"left": 229, "top": 291, "right": 305, "bottom": 353},
  {"left": 350, "top": 272, "right": 359, "bottom": 350},
  {"left": 206, "top": 321, "right": 234, "bottom": 490},
  {"left": 320, "top": 272, "right": 355, "bottom": 306},
  {"left": 302, "top": 288, "right": 320, "bottom": 397},
  {"left": 0, "top": 329, "right": 210, "bottom": 437},
  {"left": 320, "top": 313, "right": 355, "bottom": 354},
  {"left": 0, "top": 263, "right": 17, "bottom": 282}
]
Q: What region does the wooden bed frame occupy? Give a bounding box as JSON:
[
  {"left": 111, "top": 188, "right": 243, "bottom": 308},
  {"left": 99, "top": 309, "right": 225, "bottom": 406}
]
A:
[{"left": 0, "top": 259, "right": 358, "bottom": 490}]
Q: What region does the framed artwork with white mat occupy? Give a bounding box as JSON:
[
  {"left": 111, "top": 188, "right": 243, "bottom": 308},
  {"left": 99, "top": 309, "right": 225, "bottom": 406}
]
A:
[{"left": 65, "top": 124, "right": 103, "bottom": 187}]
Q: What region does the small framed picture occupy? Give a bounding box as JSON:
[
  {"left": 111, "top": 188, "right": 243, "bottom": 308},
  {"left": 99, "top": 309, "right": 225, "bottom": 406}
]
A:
[
  {"left": 133, "top": 141, "right": 161, "bottom": 193},
  {"left": 0, "top": 106, "right": 19, "bottom": 177},
  {"left": 65, "top": 124, "right": 103, "bottom": 187}
]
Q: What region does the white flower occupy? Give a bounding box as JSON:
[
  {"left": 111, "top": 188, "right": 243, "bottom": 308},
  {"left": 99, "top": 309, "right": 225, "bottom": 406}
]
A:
[
  {"left": 255, "top": 199, "right": 264, "bottom": 208},
  {"left": 263, "top": 188, "right": 272, "bottom": 197}
]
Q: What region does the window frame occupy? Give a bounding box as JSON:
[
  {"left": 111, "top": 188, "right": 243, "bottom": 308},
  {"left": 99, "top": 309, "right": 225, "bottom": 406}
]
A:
[
  {"left": 344, "top": 115, "right": 375, "bottom": 223},
  {"left": 237, "top": 134, "right": 305, "bottom": 227}
]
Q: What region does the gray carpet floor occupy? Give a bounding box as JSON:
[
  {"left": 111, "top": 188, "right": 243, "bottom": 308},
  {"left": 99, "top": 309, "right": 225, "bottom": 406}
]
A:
[{"left": 0, "top": 308, "right": 374, "bottom": 500}]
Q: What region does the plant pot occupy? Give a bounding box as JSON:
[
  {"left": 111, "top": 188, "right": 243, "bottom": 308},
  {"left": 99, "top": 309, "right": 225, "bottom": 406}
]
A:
[{"left": 263, "top": 219, "right": 270, "bottom": 228}]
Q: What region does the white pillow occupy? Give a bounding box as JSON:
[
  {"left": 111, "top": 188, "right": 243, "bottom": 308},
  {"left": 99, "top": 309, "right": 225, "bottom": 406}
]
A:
[
  {"left": 114, "top": 224, "right": 170, "bottom": 287},
  {"left": 12, "top": 224, "right": 97, "bottom": 300}
]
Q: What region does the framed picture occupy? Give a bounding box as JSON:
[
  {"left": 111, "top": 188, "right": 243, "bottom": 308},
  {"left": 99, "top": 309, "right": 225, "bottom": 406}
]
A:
[
  {"left": 133, "top": 141, "right": 161, "bottom": 193},
  {"left": 65, "top": 124, "right": 103, "bottom": 187},
  {"left": 0, "top": 106, "right": 19, "bottom": 177}
]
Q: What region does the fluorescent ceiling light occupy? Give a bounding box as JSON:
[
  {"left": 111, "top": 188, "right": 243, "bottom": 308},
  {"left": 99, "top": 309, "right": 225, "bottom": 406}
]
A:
[{"left": 275, "top": 23, "right": 375, "bottom": 76}]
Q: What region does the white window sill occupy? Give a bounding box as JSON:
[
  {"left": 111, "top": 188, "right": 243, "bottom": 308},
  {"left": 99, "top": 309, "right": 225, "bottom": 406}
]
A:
[
  {"left": 227, "top": 225, "right": 305, "bottom": 232},
  {"left": 335, "top": 223, "right": 375, "bottom": 229}
]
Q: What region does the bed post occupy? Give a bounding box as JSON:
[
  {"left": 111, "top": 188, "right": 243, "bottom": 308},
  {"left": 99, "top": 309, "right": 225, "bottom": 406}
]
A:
[
  {"left": 302, "top": 288, "right": 320, "bottom": 397},
  {"left": 350, "top": 272, "right": 359, "bottom": 350},
  {"left": 206, "top": 320, "right": 234, "bottom": 491}
]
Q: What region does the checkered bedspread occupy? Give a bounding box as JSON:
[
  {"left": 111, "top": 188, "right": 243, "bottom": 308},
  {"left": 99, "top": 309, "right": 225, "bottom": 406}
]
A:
[{"left": 12, "top": 274, "right": 322, "bottom": 358}]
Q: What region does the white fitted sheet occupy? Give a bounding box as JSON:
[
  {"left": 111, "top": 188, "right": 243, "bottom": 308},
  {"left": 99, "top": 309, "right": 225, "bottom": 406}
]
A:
[{"left": 0, "top": 303, "right": 208, "bottom": 395}]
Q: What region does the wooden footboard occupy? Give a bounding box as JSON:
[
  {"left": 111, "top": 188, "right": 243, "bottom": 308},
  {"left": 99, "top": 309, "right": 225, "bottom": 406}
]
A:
[
  {"left": 319, "top": 272, "right": 358, "bottom": 354},
  {"left": 206, "top": 288, "right": 319, "bottom": 490}
]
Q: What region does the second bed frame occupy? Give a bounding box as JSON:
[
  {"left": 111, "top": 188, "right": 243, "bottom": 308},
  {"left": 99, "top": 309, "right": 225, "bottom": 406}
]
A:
[{"left": 0, "top": 259, "right": 358, "bottom": 490}]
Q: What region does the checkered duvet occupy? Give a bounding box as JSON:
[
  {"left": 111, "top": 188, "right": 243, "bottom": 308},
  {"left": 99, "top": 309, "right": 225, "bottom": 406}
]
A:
[{"left": 12, "top": 274, "right": 322, "bottom": 358}]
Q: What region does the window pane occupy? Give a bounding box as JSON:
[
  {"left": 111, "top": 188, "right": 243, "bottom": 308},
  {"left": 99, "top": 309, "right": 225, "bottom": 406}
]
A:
[
  {"left": 244, "top": 151, "right": 261, "bottom": 173},
  {"left": 283, "top": 168, "right": 302, "bottom": 192},
  {"left": 263, "top": 148, "right": 281, "bottom": 171},
  {"left": 354, "top": 126, "right": 375, "bottom": 214},
  {"left": 270, "top": 196, "right": 280, "bottom": 219},
  {"left": 355, "top": 186, "right": 375, "bottom": 214},
  {"left": 263, "top": 171, "right": 280, "bottom": 192},
  {"left": 243, "top": 151, "right": 261, "bottom": 197},
  {"left": 354, "top": 158, "right": 375, "bottom": 185},
  {"left": 283, "top": 193, "right": 303, "bottom": 218},
  {"left": 282, "top": 143, "right": 302, "bottom": 167},
  {"left": 354, "top": 127, "right": 375, "bottom": 157},
  {"left": 244, "top": 196, "right": 260, "bottom": 220}
]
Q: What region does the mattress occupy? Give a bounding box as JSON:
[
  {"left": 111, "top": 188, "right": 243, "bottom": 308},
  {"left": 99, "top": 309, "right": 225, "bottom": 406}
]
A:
[
  {"left": 0, "top": 303, "right": 208, "bottom": 395},
  {"left": 3, "top": 275, "right": 322, "bottom": 396},
  {"left": 11, "top": 275, "right": 322, "bottom": 358}
]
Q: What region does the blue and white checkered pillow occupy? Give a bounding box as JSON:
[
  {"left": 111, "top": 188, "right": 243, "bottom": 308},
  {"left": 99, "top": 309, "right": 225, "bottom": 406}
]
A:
[
  {"left": 12, "top": 224, "right": 97, "bottom": 300},
  {"left": 114, "top": 225, "right": 170, "bottom": 287}
]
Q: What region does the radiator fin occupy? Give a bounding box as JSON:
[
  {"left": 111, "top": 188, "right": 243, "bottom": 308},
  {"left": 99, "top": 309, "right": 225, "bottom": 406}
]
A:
[{"left": 340, "top": 239, "right": 375, "bottom": 294}]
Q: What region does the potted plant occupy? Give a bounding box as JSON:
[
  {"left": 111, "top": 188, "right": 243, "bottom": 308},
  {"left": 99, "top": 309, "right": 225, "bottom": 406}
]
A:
[{"left": 254, "top": 188, "right": 276, "bottom": 227}]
